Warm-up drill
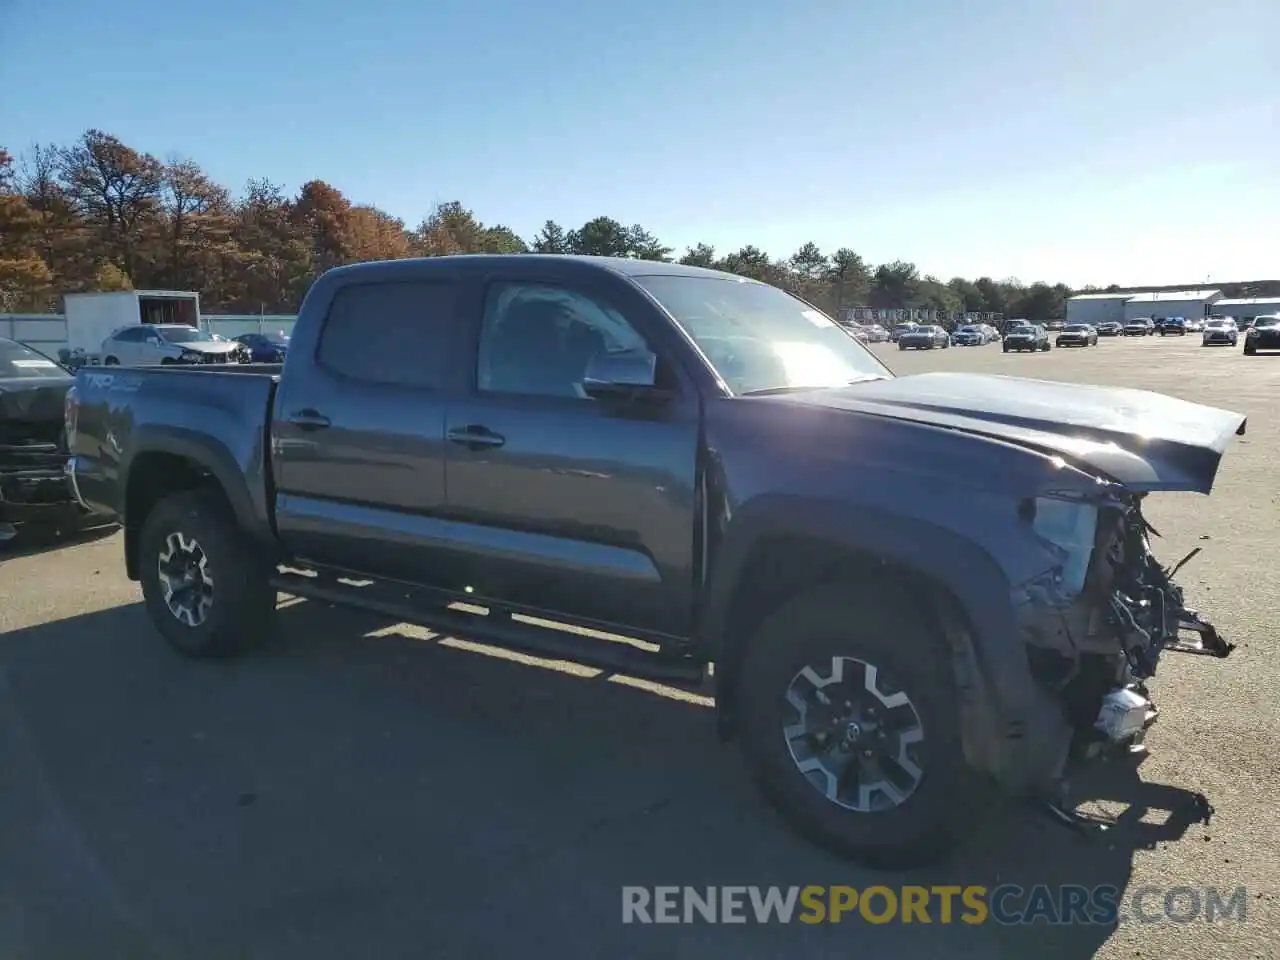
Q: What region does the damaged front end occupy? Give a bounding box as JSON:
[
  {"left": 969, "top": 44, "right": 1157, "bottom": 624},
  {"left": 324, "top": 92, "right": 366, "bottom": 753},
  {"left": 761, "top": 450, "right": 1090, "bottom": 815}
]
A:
[{"left": 1011, "top": 484, "right": 1233, "bottom": 815}]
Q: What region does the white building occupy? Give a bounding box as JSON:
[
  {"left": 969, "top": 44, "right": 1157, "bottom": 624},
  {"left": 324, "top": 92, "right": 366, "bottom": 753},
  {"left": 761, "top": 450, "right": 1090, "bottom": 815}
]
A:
[
  {"left": 1210, "top": 297, "right": 1280, "bottom": 321},
  {"left": 1065, "top": 293, "right": 1130, "bottom": 327},
  {"left": 1122, "top": 289, "right": 1222, "bottom": 324}
]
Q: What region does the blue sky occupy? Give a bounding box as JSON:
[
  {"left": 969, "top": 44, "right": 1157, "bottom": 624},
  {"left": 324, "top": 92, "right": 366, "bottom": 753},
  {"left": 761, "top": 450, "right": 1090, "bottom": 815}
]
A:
[{"left": 2, "top": 0, "right": 1276, "bottom": 287}]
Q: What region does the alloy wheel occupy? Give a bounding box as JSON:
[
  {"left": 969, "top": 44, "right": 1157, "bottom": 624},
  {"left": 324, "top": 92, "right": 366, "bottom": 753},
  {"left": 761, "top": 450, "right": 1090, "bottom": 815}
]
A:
[
  {"left": 157, "top": 531, "right": 215, "bottom": 627},
  {"left": 782, "top": 656, "right": 925, "bottom": 813}
]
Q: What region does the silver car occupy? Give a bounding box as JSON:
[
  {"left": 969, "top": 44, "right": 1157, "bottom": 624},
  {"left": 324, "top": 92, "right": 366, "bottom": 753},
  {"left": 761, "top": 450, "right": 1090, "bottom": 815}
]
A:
[{"left": 101, "top": 324, "right": 249, "bottom": 366}]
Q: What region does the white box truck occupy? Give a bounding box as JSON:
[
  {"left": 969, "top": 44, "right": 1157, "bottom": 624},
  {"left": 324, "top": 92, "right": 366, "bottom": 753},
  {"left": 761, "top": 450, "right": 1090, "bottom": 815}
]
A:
[{"left": 63, "top": 290, "right": 202, "bottom": 360}]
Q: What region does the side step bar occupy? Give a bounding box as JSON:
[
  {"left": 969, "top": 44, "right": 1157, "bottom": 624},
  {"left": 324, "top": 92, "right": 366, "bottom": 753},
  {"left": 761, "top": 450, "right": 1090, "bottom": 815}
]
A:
[{"left": 270, "top": 570, "right": 708, "bottom": 688}]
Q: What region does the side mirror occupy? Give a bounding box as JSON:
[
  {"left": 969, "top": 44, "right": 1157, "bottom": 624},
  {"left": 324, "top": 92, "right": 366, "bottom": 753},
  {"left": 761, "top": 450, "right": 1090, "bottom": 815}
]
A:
[{"left": 581, "top": 346, "right": 672, "bottom": 404}]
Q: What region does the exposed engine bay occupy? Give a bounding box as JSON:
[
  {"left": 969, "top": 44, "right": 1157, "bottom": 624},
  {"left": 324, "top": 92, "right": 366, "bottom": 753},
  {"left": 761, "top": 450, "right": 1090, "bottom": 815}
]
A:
[{"left": 1015, "top": 488, "right": 1234, "bottom": 808}]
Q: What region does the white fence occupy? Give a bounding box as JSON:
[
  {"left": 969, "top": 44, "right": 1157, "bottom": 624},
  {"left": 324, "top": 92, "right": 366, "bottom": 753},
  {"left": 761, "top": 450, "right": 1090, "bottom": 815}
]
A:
[{"left": 1, "top": 314, "right": 298, "bottom": 355}]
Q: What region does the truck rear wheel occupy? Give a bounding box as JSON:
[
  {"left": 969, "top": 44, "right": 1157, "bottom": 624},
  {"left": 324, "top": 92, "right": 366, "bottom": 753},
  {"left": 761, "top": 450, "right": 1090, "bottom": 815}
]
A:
[
  {"left": 737, "top": 585, "right": 978, "bottom": 868},
  {"left": 138, "top": 490, "right": 274, "bottom": 658}
]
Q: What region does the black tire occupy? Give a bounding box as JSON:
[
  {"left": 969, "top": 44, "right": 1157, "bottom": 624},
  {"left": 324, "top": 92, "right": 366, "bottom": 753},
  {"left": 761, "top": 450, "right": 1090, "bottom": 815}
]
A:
[
  {"left": 1243, "top": 344, "right": 1255, "bottom": 355},
  {"left": 138, "top": 489, "right": 274, "bottom": 659},
  {"left": 104, "top": 356, "right": 119, "bottom": 365},
  {"left": 898, "top": 343, "right": 907, "bottom": 351},
  {"left": 160, "top": 357, "right": 177, "bottom": 365},
  {"left": 1002, "top": 344, "right": 1009, "bottom": 353},
  {"left": 737, "top": 585, "right": 979, "bottom": 869}
]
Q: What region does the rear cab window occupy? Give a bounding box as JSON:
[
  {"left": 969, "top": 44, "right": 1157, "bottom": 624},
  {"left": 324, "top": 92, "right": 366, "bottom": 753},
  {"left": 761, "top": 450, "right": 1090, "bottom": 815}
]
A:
[{"left": 317, "top": 280, "right": 457, "bottom": 389}]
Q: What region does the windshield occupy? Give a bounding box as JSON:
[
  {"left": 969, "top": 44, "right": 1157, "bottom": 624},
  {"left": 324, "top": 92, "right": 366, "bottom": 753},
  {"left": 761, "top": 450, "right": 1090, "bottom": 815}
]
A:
[
  {"left": 1207, "top": 321, "right": 1229, "bottom": 328},
  {"left": 958, "top": 326, "right": 979, "bottom": 333},
  {"left": 1253, "top": 318, "right": 1280, "bottom": 328},
  {"left": 1065, "top": 324, "right": 1090, "bottom": 331},
  {"left": 1009, "top": 325, "right": 1034, "bottom": 334},
  {"left": 0, "top": 339, "right": 66, "bottom": 379},
  {"left": 634, "top": 275, "right": 891, "bottom": 395},
  {"left": 157, "top": 326, "right": 214, "bottom": 343}
]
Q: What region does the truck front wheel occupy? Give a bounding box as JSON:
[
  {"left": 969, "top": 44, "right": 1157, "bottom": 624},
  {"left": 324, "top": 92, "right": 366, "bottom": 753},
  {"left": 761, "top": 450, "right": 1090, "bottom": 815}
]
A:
[
  {"left": 138, "top": 489, "right": 274, "bottom": 658},
  {"left": 737, "top": 585, "right": 978, "bottom": 868}
]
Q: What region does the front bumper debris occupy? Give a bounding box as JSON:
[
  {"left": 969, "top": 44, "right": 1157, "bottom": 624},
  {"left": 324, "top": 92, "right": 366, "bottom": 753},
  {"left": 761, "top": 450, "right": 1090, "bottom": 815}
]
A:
[
  {"left": 1014, "top": 493, "right": 1234, "bottom": 828},
  {"left": 0, "top": 438, "right": 79, "bottom": 527}
]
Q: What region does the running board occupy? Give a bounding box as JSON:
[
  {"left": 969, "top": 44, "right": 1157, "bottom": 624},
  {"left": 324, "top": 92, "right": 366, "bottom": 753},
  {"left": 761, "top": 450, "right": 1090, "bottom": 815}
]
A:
[{"left": 270, "top": 570, "right": 708, "bottom": 687}]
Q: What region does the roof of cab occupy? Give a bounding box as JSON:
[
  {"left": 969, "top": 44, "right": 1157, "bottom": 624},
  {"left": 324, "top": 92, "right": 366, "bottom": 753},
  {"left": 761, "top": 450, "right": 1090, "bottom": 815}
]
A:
[{"left": 321, "top": 254, "right": 741, "bottom": 283}]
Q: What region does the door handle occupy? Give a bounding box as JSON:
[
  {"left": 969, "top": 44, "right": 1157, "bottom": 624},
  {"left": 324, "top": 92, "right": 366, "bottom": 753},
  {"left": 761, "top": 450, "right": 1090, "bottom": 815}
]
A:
[
  {"left": 447, "top": 425, "right": 506, "bottom": 450},
  {"left": 287, "top": 409, "right": 331, "bottom": 431}
]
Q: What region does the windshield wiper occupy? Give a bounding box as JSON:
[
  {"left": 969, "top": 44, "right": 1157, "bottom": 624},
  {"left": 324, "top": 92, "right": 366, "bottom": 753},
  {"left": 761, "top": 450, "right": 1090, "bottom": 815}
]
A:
[
  {"left": 739, "top": 385, "right": 821, "bottom": 396},
  {"left": 740, "top": 375, "right": 888, "bottom": 397}
]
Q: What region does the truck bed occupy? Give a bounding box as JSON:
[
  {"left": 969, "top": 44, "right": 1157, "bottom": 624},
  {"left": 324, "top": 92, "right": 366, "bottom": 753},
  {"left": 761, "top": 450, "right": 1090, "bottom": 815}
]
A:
[{"left": 69, "top": 363, "right": 283, "bottom": 531}]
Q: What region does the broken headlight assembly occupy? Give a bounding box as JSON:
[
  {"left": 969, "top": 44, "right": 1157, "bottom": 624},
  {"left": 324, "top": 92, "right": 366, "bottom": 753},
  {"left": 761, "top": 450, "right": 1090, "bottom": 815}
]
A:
[
  {"left": 1013, "top": 494, "right": 1101, "bottom": 606},
  {"left": 1015, "top": 488, "right": 1235, "bottom": 783},
  {"left": 1102, "top": 495, "right": 1234, "bottom": 679}
]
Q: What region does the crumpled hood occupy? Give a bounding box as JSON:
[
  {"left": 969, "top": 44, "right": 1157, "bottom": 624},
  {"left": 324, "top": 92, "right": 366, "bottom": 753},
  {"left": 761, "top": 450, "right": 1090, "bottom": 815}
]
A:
[
  {"left": 765, "top": 372, "right": 1247, "bottom": 494},
  {"left": 180, "top": 341, "right": 241, "bottom": 354},
  {"left": 0, "top": 376, "right": 74, "bottom": 429}
]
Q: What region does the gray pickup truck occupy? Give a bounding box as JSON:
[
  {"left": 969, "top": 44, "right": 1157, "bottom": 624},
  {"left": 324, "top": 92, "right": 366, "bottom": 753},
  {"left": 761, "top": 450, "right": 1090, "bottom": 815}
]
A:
[{"left": 66, "top": 255, "right": 1241, "bottom": 867}]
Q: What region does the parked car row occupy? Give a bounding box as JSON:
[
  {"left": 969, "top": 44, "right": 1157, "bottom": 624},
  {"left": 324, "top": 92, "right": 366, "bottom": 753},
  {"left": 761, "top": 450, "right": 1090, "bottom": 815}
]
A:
[
  {"left": 869, "top": 313, "right": 1280, "bottom": 356},
  {"left": 100, "top": 324, "right": 290, "bottom": 366}
]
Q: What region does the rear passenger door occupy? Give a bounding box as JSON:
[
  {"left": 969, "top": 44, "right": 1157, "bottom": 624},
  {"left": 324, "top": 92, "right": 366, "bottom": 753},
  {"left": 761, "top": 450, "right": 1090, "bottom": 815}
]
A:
[
  {"left": 106, "top": 327, "right": 145, "bottom": 364},
  {"left": 272, "top": 277, "right": 459, "bottom": 581}
]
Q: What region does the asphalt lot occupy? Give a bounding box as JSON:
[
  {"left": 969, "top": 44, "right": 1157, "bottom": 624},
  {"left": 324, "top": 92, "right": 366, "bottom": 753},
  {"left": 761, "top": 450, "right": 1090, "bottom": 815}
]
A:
[{"left": 2, "top": 334, "right": 1277, "bottom": 959}]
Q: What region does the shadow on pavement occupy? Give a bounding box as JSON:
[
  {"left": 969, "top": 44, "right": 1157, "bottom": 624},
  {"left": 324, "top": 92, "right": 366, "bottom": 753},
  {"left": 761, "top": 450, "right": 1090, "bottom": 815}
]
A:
[
  {"left": 0, "top": 597, "right": 1214, "bottom": 960},
  {"left": 0, "top": 518, "right": 120, "bottom": 561}
]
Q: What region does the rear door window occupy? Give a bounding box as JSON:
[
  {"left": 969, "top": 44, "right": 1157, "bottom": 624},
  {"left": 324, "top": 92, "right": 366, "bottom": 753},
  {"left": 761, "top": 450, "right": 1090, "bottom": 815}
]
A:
[{"left": 317, "top": 281, "right": 457, "bottom": 389}]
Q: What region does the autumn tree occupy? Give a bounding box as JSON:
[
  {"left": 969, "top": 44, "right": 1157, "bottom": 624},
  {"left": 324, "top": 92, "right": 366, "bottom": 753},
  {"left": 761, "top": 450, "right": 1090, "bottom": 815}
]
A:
[
  {"left": 11, "top": 127, "right": 1239, "bottom": 319},
  {"left": 478, "top": 224, "right": 528, "bottom": 254},
  {"left": 230, "top": 178, "right": 312, "bottom": 312},
  {"left": 347, "top": 205, "right": 413, "bottom": 262},
  {"left": 17, "top": 144, "right": 90, "bottom": 296},
  {"left": 57, "top": 129, "right": 164, "bottom": 285},
  {"left": 0, "top": 148, "right": 53, "bottom": 309},
  {"left": 415, "top": 201, "right": 525, "bottom": 256},
  {"left": 293, "top": 179, "right": 353, "bottom": 277},
  {"left": 157, "top": 157, "right": 234, "bottom": 291}
]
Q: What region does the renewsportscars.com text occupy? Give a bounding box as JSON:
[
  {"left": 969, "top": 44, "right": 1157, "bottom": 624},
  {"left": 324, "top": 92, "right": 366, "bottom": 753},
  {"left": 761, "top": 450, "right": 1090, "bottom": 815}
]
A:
[{"left": 621, "top": 885, "right": 1248, "bottom": 926}]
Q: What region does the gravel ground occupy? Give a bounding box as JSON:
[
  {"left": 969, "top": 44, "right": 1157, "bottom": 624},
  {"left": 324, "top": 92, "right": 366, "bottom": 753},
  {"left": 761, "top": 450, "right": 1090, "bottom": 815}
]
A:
[{"left": 1, "top": 335, "right": 1276, "bottom": 959}]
